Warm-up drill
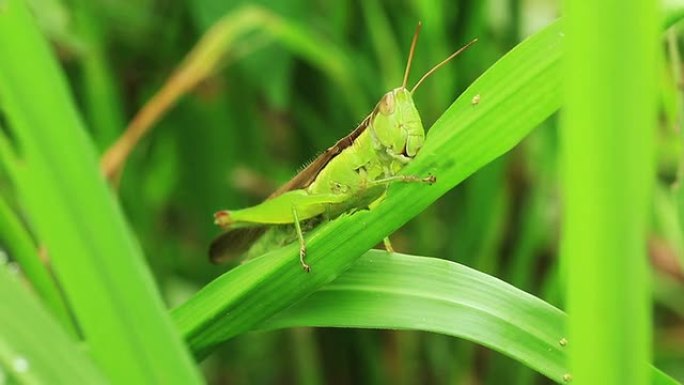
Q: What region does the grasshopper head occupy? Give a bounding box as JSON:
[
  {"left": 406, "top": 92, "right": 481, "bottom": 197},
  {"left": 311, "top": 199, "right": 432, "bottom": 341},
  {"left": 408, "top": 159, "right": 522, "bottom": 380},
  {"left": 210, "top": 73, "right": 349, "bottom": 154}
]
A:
[
  {"left": 369, "top": 27, "right": 476, "bottom": 162},
  {"left": 371, "top": 87, "right": 425, "bottom": 159}
]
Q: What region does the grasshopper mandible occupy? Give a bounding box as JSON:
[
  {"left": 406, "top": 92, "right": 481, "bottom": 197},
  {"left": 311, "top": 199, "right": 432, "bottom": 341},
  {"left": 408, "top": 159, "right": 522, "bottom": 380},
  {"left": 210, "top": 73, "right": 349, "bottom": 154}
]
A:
[{"left": 210, "top": 23, "right": 476, "bottom": 272}]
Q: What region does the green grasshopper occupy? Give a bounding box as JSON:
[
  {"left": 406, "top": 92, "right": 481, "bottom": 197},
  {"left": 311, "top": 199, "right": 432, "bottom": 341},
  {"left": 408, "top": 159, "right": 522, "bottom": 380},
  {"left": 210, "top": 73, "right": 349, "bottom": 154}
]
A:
[{"left": 210, "top": 24, "right": 476, "bottom": 272}]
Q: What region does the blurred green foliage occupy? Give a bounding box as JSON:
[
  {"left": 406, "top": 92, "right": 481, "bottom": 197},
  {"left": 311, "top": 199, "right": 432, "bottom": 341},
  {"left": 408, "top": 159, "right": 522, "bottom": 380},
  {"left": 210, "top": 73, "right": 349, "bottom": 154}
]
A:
[{"left": 0, "top": 0, "right": 683, "bottom": 384}]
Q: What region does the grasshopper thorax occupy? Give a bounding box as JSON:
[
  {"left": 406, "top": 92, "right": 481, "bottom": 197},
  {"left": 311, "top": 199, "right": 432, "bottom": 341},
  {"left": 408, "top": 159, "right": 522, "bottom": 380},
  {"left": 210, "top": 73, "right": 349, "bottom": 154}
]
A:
[{"left": 371, "top": 87, "right": 425, "bottom": 159}]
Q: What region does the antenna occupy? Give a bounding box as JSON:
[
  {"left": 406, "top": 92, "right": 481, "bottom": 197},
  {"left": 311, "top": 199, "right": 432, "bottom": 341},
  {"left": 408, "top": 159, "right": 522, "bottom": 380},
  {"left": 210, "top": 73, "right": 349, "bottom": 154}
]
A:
[
  {"left": 410, "top": 38, "right": 478, "bottom": 94},
  {"left": 402, "top": 22, "right": 423, "bottom": 89}
]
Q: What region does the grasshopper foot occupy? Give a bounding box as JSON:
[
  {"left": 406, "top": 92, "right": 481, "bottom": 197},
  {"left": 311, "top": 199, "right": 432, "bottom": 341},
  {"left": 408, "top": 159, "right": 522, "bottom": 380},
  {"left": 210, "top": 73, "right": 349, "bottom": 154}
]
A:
[
  {"left": 422, "top": 175, "right": 436, "bottom": 184},
  {"left": 299, "top": 245, "right": 311, "bottom": 273},
  {"left": 383, "top": 237, "right": 395, "bottom": 254}
]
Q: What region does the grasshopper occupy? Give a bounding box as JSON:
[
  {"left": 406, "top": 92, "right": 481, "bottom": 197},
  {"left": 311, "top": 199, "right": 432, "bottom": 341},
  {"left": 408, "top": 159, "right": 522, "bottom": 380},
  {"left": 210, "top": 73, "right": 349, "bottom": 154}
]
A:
[{"left": 210, "top": 24, "right": 476, "bottom": 272}]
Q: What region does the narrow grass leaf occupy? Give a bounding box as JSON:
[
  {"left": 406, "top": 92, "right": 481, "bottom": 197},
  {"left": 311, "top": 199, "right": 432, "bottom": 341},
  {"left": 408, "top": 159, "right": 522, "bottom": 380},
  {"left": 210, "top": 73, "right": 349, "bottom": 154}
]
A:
[
  {"left": 0, "top": 1, "right": 202, "bottom": 383},
  {"left": 0, "top": 263, "right": 108, "bottom": 385},
  {"left": 260, "top": 251, "right": 679, "bottom": 385},
  {"left": 0, "top": 198, "right": 75, "bottom": 335},
  {"left": 563, "top": 0, "right": 658, "bottom": 383},
  {"left": 102, "top": 5, "right": 365, "bottom": 180}
]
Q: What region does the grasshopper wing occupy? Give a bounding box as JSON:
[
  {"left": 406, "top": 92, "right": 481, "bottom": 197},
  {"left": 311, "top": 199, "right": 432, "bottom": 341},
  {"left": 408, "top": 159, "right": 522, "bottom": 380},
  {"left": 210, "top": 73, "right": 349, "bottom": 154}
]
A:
[{"left": 209, "top": 227, "right": 267, "bottom": 263}]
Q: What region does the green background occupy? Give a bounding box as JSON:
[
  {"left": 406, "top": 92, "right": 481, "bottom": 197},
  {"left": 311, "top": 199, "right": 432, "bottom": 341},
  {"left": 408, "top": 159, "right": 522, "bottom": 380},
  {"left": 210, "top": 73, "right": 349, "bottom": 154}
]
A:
[{"left": 0, "top": 0, "right": 683, "bottom": 384}]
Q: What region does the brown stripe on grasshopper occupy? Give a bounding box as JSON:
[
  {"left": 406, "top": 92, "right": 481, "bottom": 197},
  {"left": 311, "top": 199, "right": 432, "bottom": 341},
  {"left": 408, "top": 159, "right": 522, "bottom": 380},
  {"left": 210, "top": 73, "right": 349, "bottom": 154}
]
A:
[{"left": 268, "top": 113, "right": 375, "bottom": 198}]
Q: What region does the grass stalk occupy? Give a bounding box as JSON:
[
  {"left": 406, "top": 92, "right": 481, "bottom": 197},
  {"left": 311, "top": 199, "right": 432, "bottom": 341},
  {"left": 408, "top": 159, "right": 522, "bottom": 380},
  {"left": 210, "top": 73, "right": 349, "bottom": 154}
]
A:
[
  {"left": 0, "top": 1, "right": 202, "bottom": 383},
  {"left": 562, "top": 0, "right": 659, "bottom": 383}
]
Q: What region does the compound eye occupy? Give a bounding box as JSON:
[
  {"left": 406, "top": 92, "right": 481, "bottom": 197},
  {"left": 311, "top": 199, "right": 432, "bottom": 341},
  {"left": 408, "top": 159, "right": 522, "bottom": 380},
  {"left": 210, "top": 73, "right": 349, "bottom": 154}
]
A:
[{"left": 378, "top": 92, "right": 396, "bottom": 115}]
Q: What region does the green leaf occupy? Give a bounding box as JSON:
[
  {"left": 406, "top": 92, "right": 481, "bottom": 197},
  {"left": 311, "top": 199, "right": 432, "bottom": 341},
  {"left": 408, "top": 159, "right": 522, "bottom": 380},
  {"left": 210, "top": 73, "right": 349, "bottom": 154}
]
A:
[
  {"left": 0, "top": 262, "right": 108, "bottom": 385},
  {"left": 259, "top": 251, "right": 679, "bottom": 385},
  {"left": 0, "top": 197, "right": 75, "bottom": 335},
  {"left": 0, "top": 1, "right": 202, "bottom": 383},
  {"left": 563, "top": 0, "right": 658, "bottom": 383},
  {"left": 262, "top": 251, "right": 567, "bottom": 381}
]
